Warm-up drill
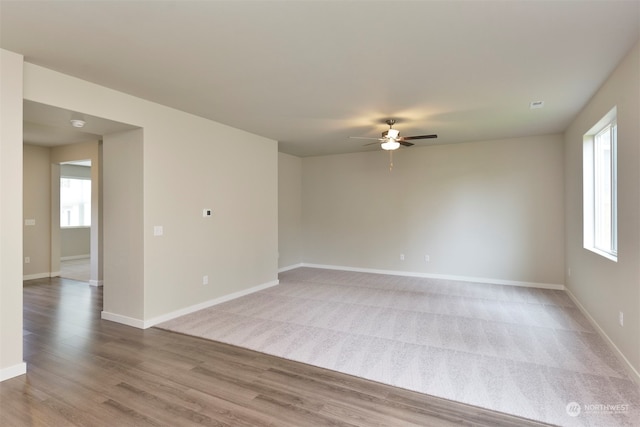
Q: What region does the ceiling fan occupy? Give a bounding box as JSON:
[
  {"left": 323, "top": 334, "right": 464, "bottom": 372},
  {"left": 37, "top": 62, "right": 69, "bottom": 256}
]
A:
[{"left": 350, "top": 119, "right": 437, "bottom": 150}]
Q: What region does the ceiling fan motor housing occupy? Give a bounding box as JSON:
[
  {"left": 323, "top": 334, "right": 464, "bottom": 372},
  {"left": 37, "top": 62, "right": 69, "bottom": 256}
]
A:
[{"left": 382, "top": 129, "right": 400, "bottom": 139}]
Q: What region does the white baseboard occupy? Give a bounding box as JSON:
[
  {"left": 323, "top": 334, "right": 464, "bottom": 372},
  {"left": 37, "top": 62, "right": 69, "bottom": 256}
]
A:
[
  {"left": 24, "top": 271, "right": 100, "bottom": 285},
  {"left": 565, "top": 288, "right": 640, "bottom": 384},
  {"left": 23, "top": 272, "right": 61, "bottom": 281},
  {"left": 101, "top": 279, "right": 280, "bottom": 330},
  {"left": 60, "top": 255, "right": 90, "bottom": 261},
  {"left": 145, "top": 279, "right": 280, "bottom": 328},
  {"left": 278, "top": 263, "right": 303, "bottom": 273},
  {"left": 300, "top": 263, "right": 565, "bottom": 290},
  {"left": 0, "top": 362, "right": 27, "bottom": 382},
  {"left": 101, "top": 311, "right": 145, "bottom": 329},
  {"left": 23, "top": 272, "right": 50, "bottom": 281}
]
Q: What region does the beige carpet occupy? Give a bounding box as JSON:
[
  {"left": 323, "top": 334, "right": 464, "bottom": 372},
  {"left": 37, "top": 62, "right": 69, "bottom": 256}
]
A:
[{"left": 157, "top": 267, "right": 640, "bottom": 426}]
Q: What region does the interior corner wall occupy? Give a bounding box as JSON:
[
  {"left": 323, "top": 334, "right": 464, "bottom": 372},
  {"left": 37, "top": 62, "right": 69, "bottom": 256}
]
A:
[
  {"left": 22, "top": 61, "right": 279, "bottom": 326},
  {"left": 301, "top": 134, "right": 565, "bottom": 286},
  {"left": 278, "top": 152, "right": 302, "bottom": 269},
  {"left": 0, "top": 49, "right": 26, "bottom": 381},
  {"left": 564, "top": 41, "right": 640, "bottom": 375}
]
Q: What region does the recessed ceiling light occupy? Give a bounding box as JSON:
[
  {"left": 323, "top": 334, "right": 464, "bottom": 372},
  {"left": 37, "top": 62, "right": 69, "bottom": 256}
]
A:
[
  {"left": 70, "top": 119, "right": 86, "bottom": 128},
  {"left": 529, "top": 101, "right": 545, "bottom": 109}
]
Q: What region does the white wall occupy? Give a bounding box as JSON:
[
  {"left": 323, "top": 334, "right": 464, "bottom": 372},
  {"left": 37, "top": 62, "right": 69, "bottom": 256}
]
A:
[
  {"left": 60, "top": 228, "right": 90, "bottom": 259},
  {"left": 564, "top": 41, "right": 640, "bottom": 375},
  {"left": 0, "top": 49, "right": 26, "bottom": 381},
  {"left": 23, "top": 144, "right": 51, "bottom": 278},
  {"left": 302, "top": 134, "right": 565, "bottom": 286},
  {"left": 102, "top": 129, "right": 144, "bottom": 321},
  {"left": 18, "top": 61, "right": 278, "bottom": 326},
  {"left": 278, "top": 152, "right": 302, "bottom": 269}
]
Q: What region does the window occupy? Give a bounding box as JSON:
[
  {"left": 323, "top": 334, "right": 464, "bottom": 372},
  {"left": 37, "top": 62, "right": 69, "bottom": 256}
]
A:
[
  {"left": 60, "top": 177, "right": 91, "bottom": 227},
  {"left": 583, "top": 107, "right": 617, "bottom": 261}
]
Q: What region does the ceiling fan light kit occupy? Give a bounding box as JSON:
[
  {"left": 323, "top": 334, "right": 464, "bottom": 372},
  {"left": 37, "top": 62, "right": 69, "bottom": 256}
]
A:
[
  {"left": 349, "top": 118, "right": 438, "bottom": 170},
  {"left": 381, "top": 140, "right": 400, "bottom": 150},
  {"left": 350, "top": 118, "right": 437, "bottom": 152}
]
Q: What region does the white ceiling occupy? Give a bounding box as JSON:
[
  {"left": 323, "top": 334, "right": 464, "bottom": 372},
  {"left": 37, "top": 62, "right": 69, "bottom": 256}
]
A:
[
  {"left": 23, "top": 100, "right": 138, "bottom": 147},
  {"left": 2, "top": 1, "right": 639, "bottom": 156}
]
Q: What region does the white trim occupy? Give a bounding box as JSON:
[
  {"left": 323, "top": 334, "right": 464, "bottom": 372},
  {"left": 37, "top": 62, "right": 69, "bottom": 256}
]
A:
[
  {"left": 278, "top": 263, "right": 303, "bottom": 273},
  {"left": 0, "top": 362, "right": 27, "bottom": 382},
  {"left": 60, "top": 254, "right": 90, "bottom": 261},
  {"left": 584, "top": 246, "right": 618, "bottom": 263},
  {"left": 89, "top": 279, "right": 103, "bottom": 287},
  {"left": 101, "top": 311, "right": 145, "bottom": 329},
  {"left": 145, "top": 279, "right": 280, "bottom": 328},
  {"left": 101, "top": 279, "right": 280, "bottom": 330},
  {"left": 23, "top": 272, "right": 53, "bottom": 281},
  {"left": 565, "top": 287, "right": 640, "bottom": 384},
  {"left": 300, "top": 263, "right": 565, "bottom": 290},
  {"left": 23, "top": 271, "right": 78, "bottom": 281}
]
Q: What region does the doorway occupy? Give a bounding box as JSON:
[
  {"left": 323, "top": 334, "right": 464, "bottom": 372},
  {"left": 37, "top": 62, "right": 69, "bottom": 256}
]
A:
[
  {"left": 22, "top": 100, "right": 137, "bottom": 289},
  {"left": 59, "top": 160, "right": 92, "bottom": 282}
]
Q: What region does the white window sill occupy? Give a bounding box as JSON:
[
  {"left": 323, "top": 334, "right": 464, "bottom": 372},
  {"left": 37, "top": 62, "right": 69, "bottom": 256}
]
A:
[{"left": 584, "top": 246, "right": 618, "bottom": 262}]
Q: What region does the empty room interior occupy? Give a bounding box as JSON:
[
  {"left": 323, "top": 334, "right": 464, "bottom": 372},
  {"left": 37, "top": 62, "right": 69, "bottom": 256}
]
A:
[{"left": 1, "top": 1, "right": 640, "bottom": 426}]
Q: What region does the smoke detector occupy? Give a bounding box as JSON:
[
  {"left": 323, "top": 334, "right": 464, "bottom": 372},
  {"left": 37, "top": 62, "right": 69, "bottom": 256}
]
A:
[{"left": 529, "top": 101, "right": 545, "bottom": 109}]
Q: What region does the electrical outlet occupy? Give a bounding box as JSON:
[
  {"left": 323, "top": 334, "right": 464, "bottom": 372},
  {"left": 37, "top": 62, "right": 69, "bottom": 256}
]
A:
[
  {"left": 24, "top": 257, "right": 30, "bottom": 264},
  {"left": 424, "top": 255, "right": 430, "bottom": 262},
  {"left": 203, "top": 275, "right": 209, "bottom": 285},
  {"left": 400, "top": 254, "right": 405, "bottom": 261},
  {"left": 619, "top": 311, "right": 624, "bottom": 327}
]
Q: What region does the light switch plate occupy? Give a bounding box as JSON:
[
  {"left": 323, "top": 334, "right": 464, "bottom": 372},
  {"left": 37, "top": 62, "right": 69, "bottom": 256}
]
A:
[{"left": 153, "top": 225, "right": 163, "bottom": 236}]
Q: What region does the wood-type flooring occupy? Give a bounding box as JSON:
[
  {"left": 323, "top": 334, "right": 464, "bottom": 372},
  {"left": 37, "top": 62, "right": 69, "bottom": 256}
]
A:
[{"left": 0, "top": 277, "right": 552, "bottom": 426}]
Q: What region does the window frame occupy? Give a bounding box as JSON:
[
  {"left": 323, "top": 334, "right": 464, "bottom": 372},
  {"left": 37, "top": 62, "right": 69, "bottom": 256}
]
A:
[
  {"left": 60, "top": 176, "right": 92, "bottom": 228},
  {"left": 583, "top": 107, "right": 618, "bottom": 261}
]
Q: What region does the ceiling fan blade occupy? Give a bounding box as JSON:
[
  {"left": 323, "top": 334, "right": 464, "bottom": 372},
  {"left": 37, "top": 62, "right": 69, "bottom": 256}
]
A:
[
  {"left": 363, "top": 141, "right": 382, "bottom": 146},
  {"left": 399, "top": 141, "right": 414, "bottom": 147},
  {"left": 400, "top": 134, "right": 438, "bottom": 141},
  {"left": 349, "top": 136, "right": 381, "bottom": 140}
]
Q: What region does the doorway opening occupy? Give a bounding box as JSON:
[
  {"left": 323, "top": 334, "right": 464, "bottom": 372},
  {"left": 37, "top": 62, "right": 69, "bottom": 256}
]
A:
[
  {"left": 59, "top": 160, "right": 92, "bottom": 282},
  {"left": 22, "top": 100, "right": 138, "bottom": 290}
]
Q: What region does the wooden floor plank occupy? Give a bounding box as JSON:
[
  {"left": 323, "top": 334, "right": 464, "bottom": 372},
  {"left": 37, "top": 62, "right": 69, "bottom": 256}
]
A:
[{"left": 0, "top": 277, "right": 554, "bottom": 426}]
